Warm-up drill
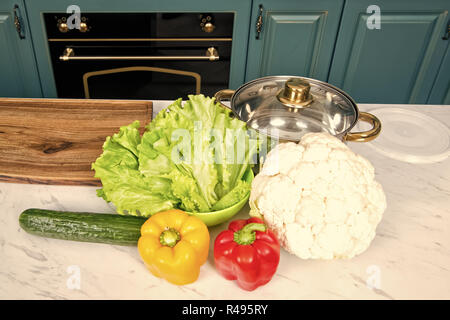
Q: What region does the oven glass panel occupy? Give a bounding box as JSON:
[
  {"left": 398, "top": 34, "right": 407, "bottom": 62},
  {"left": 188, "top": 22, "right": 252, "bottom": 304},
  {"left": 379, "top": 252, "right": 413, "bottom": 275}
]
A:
[{"left": 85, "top": 69, "right": 200, "bottom": 100}]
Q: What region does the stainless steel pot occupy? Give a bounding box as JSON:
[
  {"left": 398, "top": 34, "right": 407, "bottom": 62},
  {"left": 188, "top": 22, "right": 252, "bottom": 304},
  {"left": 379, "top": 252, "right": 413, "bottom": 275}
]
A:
[{"left": 214, "top": 76, "right": 381, "bottom": 143}]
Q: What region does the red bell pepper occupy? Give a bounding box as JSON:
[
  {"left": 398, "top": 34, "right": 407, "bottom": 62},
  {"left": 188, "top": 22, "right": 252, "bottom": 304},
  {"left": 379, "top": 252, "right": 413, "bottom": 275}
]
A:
[{"left": 214, "top": 217, "right": 280, "bottom": 291}]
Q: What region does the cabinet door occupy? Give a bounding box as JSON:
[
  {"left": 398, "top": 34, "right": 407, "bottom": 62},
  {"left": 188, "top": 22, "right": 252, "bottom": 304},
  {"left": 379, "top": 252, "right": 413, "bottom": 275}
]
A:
[
  {"left": 328, "top": 0, "right": 449, "bottom": 104},
  {"left": 428, "top": 45, "right": 450, "bottom": 104},
  {"left": 245, "top": 0, "right": 344, "bottom": 82},
  {"left": 0, "top": 0, "right": 41, "bottom": 97}
]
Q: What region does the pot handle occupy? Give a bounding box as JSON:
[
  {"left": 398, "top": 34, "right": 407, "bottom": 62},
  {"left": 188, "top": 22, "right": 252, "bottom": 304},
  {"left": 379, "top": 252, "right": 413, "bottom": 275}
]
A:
[
  {"left": 345, "top": 112, "right": 381, "bottom": 142},
  {"left": 214, "top": 89, "right": 235, "bottom": 110}
]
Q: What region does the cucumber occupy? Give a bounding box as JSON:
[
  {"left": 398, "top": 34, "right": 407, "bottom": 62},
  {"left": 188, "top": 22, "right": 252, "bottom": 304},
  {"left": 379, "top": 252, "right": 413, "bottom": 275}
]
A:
[{"left": 19, "top": 208, "right": 147, "bottom": 246}]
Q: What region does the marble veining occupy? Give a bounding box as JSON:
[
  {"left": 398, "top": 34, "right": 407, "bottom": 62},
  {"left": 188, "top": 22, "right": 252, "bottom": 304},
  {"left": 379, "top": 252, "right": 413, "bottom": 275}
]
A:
[{"left": 0, "top": 102, "right": 449, "bottom": 299}]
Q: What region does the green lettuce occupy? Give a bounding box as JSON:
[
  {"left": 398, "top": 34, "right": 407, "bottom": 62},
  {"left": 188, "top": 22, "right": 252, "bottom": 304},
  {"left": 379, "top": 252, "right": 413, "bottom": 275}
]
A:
[{"left": 92, "top": 94, "right": 258, "bottom": 216}]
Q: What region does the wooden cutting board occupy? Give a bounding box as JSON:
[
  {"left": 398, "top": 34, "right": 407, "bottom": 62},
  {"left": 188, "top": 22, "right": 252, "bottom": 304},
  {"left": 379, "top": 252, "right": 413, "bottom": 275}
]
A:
[{"left": 0, "top": 98, "right": 152, "bottom": 186}]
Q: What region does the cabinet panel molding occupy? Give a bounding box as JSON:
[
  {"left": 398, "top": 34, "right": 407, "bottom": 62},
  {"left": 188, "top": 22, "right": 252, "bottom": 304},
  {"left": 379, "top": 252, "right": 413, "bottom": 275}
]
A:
[
  {"left": 259, "top": 12, "right": 327, "bottom": 77},
  {"left": 245, "top": 0, "right": 344, "bottom": 82},
  {"left": 0, "top": 1, "right": 42, "bottom": 98},
  {"left": 329, "top": 0, "right": 449, "bottom": 104}
]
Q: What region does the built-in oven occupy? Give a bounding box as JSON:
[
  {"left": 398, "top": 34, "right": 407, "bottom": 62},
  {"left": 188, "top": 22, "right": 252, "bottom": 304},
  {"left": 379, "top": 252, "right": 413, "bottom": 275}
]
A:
[{"left": 44, "top": 12, "right": 234, "bottom": 100}]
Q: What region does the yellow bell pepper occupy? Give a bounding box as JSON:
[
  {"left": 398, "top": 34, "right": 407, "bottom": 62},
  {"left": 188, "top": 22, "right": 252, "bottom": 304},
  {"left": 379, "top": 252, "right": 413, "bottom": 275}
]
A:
[{"left": 137, "top": 209, "right": 210, "bottom": 285}]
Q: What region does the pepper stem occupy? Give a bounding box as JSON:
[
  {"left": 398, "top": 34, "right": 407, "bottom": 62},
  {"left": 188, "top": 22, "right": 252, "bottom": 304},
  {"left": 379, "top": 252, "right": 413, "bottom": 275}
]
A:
[
  {"left": 160, "top": 228, "right": 181, "bottom": 247},
  {"left": 233, "top": 223, "right": 267, "bottom": 245}
]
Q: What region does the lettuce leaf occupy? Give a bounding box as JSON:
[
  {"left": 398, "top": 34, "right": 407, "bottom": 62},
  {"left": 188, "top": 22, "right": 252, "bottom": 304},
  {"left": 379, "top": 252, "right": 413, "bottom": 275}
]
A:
[
  {"left": 211, "top": 180, "right": 251, "bottom": 211},
  {"left": 92, "top": 95, "right": 258, "bottom": 216},
  {"left": 92, "top": 121, "right": 178, "bottom": 216}
]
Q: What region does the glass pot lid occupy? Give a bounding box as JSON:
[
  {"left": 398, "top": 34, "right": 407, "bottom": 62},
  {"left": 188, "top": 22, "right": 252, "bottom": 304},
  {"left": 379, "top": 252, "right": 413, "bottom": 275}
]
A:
[{"left": 230, "top": 76, "right": 359, "bottom": 141}]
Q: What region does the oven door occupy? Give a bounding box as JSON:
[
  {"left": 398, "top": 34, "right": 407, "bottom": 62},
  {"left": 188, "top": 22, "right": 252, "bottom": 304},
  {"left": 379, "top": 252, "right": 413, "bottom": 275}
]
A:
[{"left": 49, "top": 40, "right": 231, "bottom": 100}]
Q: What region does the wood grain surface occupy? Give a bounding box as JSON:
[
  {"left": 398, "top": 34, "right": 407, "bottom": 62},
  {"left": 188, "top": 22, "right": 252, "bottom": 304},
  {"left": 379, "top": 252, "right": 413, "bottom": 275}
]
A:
[{"left": 0, "top": 98, "right": 152, "bottom": 186}]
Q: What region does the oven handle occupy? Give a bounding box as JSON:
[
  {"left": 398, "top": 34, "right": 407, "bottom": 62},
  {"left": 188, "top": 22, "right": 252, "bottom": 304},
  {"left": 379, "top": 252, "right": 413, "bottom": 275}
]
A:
[{"left": 59, "top": 47, "right": 219, "bottom": 61}]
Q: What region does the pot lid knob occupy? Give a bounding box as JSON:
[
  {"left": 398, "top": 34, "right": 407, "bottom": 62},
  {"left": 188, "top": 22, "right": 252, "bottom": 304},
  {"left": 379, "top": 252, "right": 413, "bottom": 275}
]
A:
[{"left": 277, "top": 78, "right": 313, "bottom": 107}]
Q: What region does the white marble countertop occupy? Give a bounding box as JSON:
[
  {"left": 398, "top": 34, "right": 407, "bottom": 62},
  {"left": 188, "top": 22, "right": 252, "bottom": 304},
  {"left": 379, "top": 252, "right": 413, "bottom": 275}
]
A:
[{"left": 1, "top": 102, "right": 449, "bottom": 300}]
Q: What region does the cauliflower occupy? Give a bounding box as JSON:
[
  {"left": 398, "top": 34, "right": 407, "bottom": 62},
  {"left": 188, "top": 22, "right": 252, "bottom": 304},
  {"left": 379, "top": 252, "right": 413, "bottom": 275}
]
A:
[{"left": 249, "top": 132, "right": 386, "bottom": 259}]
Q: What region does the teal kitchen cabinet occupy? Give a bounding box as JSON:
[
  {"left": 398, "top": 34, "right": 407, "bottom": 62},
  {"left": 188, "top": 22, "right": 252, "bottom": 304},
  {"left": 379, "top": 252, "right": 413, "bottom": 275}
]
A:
[
  {"left": 0, "top": 0, "right": 42, "bottom": 97},
  {"left": 24, "top": 0, "right": 252, "bottom": 97},
  {"left": 428, "top": 45, "right": 450, "bottom": 104},
  {"left": 245, "top": 0, "right": 344, "bottom": 82},
  {"left": 328, "top": 0, "right": 449, "bottom": 104}
]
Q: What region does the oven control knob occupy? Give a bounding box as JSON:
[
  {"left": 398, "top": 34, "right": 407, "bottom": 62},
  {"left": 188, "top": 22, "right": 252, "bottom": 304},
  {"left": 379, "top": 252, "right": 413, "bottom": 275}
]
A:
[
  {"left": 200, "top": 14, "right": 215, "bottom": 33},
  {"left": 202, "top": 22, "right": 215, "bottom": 33},
  {"left": 58, "top": 22, "right": 68, "bottom": 33},
  {"left": 79, "top": 22, "right": 88, "bottom": 32}
]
